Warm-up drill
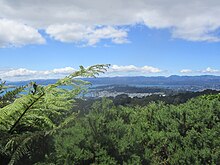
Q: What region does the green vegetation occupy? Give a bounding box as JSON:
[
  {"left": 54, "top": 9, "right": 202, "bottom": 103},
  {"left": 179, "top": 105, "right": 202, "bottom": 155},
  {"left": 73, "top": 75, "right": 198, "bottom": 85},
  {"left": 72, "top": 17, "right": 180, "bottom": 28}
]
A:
[
  {"left": 52, "top": 97, "right": 220, "bottom": 165},
  {"left": 0, "top": 65, "right": 220, "bottom": 165},
  {"left": 0, "top": 65, "right": 109, "bottom": 165}
]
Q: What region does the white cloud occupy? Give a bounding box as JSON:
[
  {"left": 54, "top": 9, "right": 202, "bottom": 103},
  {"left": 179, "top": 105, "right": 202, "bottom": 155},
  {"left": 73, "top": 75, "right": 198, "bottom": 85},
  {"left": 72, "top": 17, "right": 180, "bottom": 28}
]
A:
[
  {"left": 0, "top": 19, "right": 45, "bottom": 47},
  {"left": 137, "top": 1, "right": 220, "bottom": 42},
  {"left": 141, "top": 66, "right": 162, "bottom": 73},
  {"left": 201, "top": 67, "right": 220, "bottom": 73},
  {"left": 0, "top": 65, "right": 163, "bottom": 81},
  {"left": 180, "top": 67, "right": 220, "bottom": 74},
  {"left": 51, "top": 67, "right": 76, "bottom": 74},
  {"left": 180, "top": 69, "right": 193, "bottom": 74},
  {"left": 111, "top": 65, "right": 138, "bottom": 72},
  {"left": 0, "top": 67, "right": 76, "bottom": 81},
  {"left": 1, "top": 0, "right": 220, "bottom": 46},
  {"left": 46, "top": 24, "right": 128, "bottom": 46},
  {"left": 109, "top": 65, "right": 162, "bottom": 74},
  {"left": 1, "top": 68, "right": 37, "bottom": 77}
]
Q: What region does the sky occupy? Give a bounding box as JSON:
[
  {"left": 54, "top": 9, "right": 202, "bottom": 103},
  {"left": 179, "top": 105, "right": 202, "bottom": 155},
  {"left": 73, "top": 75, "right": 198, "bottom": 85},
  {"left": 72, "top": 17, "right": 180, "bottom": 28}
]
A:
[{"left": 1, "top": 0, "right": 220, "bottom": 81}]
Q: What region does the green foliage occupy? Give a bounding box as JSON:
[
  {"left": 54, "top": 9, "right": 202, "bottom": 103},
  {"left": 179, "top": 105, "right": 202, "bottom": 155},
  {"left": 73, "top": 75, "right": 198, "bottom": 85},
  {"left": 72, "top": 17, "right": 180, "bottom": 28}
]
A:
[
  {"left": 54, "top": 97, "right": 220, "bottom": 164},
  {"left": 0, "top": 64, "right": 109, "bottom": 165},
  {"left": 0, "top": 86, "right": 26, "bottom": 108}
]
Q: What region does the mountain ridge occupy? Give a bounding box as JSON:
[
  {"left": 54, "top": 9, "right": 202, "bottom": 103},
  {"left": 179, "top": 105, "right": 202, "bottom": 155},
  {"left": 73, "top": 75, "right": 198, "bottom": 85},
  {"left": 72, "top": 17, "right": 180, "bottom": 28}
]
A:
[{"left": 6, "top": 75, "right": 220, "bottom": 87}]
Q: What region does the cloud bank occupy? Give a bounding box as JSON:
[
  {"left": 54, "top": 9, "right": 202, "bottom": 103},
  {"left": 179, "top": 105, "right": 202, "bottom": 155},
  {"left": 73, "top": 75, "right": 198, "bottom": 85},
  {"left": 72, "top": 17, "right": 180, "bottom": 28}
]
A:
[
  {"left": 0, "top": 65, "right": 162, "bottom": 81},
  {"left": 110, "top": 65, "right": 161, "bottom": 73},
  {"left": 0, "top": 19, "right": 45, "bottom": 47},
  {"left": 180, "top": 69, "right": 193, "bottom": 74},
  {"left": 1, "top": 66, "right": 220, "bottom": 81},
  {"left": 180, "top": 67, "right": 220, "bottom": 74},
  {"left": 0, "top": 67, "right": 76, "bottom": 81},
  {"left": 1, "top": 0, "right": 220, "bottom": 47},
  {"left": 46, "top": 24, "right": 128, "bottom": 46}
]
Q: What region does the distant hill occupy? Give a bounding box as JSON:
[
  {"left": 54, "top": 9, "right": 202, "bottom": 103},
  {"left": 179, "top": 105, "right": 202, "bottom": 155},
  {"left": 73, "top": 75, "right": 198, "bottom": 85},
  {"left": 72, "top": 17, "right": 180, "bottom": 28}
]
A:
[
  {"left": 83, "top": 75, "right": 220, "bottom": 86},
  {"left": 6, "top": 75, "right": 220, "bottom": 89}
]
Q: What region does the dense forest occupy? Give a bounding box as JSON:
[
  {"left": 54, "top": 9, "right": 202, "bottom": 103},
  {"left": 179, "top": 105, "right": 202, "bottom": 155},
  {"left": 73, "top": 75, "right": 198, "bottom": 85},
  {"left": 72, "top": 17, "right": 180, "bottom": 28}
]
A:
[{"left": 0, "top": 65, "right": 220, "bottom": 165}]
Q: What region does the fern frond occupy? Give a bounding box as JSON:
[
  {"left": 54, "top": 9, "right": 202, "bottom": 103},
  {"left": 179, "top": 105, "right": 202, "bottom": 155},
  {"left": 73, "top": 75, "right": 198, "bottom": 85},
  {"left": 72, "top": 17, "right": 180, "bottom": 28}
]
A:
[
  {"left": 7, "top": 131, "right": 46, "bottom": 165},
  {"left": 0, "top": 85, "right": 26, "bottom": 108},
  {"left": 0, "top": 64, "right": 109, "bottom": 164}
]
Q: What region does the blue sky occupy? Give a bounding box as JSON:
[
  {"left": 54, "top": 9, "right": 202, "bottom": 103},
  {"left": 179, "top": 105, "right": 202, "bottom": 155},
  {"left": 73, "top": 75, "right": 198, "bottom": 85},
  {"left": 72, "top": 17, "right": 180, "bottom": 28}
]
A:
[{"left": 1, "top": 0, "right": 220, "bottom": 81}]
